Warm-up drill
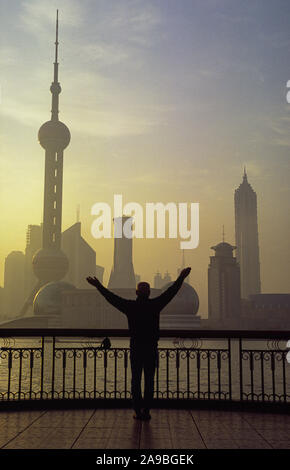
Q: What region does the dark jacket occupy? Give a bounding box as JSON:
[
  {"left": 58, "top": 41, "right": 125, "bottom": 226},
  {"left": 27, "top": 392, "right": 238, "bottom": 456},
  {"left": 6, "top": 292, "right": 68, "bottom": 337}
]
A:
[{"left": 95, "top": 276, "right": 184, "bottom": 347}]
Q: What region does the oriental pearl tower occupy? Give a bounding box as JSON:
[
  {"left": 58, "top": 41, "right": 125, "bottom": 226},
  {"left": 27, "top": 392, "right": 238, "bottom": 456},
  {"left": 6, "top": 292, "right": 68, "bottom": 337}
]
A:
[
  {"left": 19, "top": 11, "right": 74, "bottom": 318},
  {"left": 33, "top": 9, "right": 70, "bottom": 282}
]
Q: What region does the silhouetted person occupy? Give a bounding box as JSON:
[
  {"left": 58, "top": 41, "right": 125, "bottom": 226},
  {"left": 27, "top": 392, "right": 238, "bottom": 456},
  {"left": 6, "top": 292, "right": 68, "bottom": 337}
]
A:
[{"left": 86, "top": 267, "right": 191, "bottom": 420}]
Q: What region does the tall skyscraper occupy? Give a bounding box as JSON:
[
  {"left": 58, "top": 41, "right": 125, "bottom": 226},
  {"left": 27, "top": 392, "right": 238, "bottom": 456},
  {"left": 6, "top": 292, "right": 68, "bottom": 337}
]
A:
[
  {"left": 234, "top": 168, "right": 261, "bottom": 298},
  {"left": 62, "top": 221, "right": 104, "bottom": 288},
  {"left": 208, "top": 241, "right": 241, "bottom": 326},
  {"left": 24, "top": 224, "right": 42, "bottom": 297},
  {"left": 32, "top": 10, "right": 70, "bottom": 286},
  {"left": 108, "top": 216, "right": 136, "bottom": 289},
  {"left": 3, "top": 251, "right": 25, "bottom": 316}
]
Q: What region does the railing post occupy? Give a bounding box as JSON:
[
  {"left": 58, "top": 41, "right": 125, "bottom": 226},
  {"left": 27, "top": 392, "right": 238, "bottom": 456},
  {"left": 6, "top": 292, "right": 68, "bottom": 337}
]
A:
[
  {"left": 283, "top": 350, "right": 286, "bottom": 403},
  {"left": 217, "top": 350, "right": 221, "bottom": 400},
  {"left": 166, "top": 349, "right": 169, "bottom": 399},
  {"left": 93, "top": 348, "right": 97, "bottom": 400},
  {"left": 228, "top": 338, "right": 232, "bottom": 401},
  {"left": 104, "top": 349, "right": 107, "bottom": 398},
  {"left": 18, "top": 349, "right": 23, "bottom": 400},
  {"left": 7, "top": 349, "right": 12, "bottom": 401},
  {"left": 207, "top": 350, "right": 211, "bottom": 400},
  {"left": 176, "top": 349, "right": 180, "bottom": 399},
  {"left": 261, "top": 351, "right": 265, "bottom": 402},
  {"left": 187, "top": 350, "right": 190, "bottom": 399},
  {"left": 197, "top": 350, "right": 200, "bottom": 400},
  {"left": 271, "top": 351, "right": 276, "bottom": 402},
  {"left": 239, "top": 338, "right": 243, "bottom": 402},
  {"left": 51, "top": 336, "right": 55, "bottom": 400},
  {"left": 73, "top": 349, "right": 76, "bottom": 399},
  {"left": 40, "top": 336, "right": 44, "bottom": 400},
  {"left": 29, "top": 349, "right": 34, "bottom": 400},
  {"left": 83, "top": 349, "right": 87, "bottom": 399},
  {"left": 250, "top": 351, "right": 254, "bottom": 399},
  {"left": 114, "top": 349, "right": 117, "bottom": 399},
  {"left": 124, "top": 349, "right": 128, "bottom": 398},
  {"left": 156, "top": 349, "right": 159, "bottom": 399},
  {"left": 62, "top": 349, "right": 66, "bottom": 398}
]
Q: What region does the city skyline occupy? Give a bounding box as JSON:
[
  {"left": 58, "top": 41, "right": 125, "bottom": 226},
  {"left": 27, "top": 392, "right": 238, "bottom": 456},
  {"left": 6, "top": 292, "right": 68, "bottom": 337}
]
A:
[{"left": 1, "top": 0, "right": 290, "bottom": 316}]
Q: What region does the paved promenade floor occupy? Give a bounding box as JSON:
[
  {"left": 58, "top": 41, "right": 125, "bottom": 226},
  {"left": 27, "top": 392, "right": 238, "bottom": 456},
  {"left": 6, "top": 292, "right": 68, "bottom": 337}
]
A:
[{"left": 0, "top": 408, "right": 289, "bottom": 449}]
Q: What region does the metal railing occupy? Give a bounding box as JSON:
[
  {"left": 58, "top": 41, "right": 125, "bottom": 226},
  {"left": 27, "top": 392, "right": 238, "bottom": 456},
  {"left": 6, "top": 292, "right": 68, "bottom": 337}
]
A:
[{"left": 0, "top": 329, "right": 289, "bottom": 406}]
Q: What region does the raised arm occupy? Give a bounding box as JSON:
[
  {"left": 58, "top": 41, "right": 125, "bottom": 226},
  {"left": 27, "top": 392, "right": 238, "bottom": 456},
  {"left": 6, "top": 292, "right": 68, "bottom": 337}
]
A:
[
  {"left": 86, "top": 276, "right": 131, "bottom": 314},
  {"left": 153, "top": 267, "right": 191, "bottom": 311}
]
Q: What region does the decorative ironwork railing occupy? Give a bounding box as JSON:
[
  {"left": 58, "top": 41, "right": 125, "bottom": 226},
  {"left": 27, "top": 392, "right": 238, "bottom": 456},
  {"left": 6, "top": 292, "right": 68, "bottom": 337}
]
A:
[{"left": 0, "top": 329, "right": 289, "bottom": 405}]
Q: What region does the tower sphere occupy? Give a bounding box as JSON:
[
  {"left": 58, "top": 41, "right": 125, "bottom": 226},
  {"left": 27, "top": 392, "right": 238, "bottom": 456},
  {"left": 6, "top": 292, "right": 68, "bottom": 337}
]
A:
[
  {"left": 33, "top": 281, "right": 76, "bottom": 316},
  {"left": 38, "top": 120, "right": 70, "bottom": 151},
  {"left": 50, "top": 82, "right": 61, "bottom": 95},
  {"left": 32, "top": 247, "right": 69, "bottom": 282}
]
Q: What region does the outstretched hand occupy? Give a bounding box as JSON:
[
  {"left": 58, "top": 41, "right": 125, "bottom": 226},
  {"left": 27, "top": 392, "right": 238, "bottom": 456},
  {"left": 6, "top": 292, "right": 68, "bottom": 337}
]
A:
[
  {"left": 179, "top": 267, "right": 191, "bottom": 280},
  {"left": 86, "top": 276, "right": 101, "bottom": 287}
]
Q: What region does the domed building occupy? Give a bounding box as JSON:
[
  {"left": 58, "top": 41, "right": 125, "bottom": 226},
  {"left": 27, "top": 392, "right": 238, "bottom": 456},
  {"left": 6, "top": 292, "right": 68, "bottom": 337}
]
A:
[
  {"left": 159, "top": 281, "right": 200, "bottom": 329},
  {"left": 33, "top": 281, "right": 76, "bottom": 316}
]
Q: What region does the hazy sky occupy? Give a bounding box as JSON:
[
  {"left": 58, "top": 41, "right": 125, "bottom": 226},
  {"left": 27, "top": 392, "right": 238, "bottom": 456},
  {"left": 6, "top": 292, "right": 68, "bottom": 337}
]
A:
[{"left": 0, "top": 0, "right": 290, "bottom": 315}]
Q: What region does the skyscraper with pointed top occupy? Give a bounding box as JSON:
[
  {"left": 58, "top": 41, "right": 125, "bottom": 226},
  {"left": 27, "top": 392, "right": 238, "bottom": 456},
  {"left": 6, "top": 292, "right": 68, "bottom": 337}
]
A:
[
  {"left": 32, "top": 10, "right": 70, "bottom": 284},
  {"left": 234, "top": 168, "right": 261, "bottom": 299}
]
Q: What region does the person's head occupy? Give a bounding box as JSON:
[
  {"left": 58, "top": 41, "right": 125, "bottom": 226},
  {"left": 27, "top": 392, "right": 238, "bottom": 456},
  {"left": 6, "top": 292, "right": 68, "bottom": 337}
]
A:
[{"left": 136, "top": 281, "right": 150, "bottom": 299}]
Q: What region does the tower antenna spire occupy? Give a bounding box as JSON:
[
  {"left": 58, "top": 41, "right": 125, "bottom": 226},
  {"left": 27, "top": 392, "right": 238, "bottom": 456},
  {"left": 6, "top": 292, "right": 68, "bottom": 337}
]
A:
[
  {"left": 51, "top": 9, "right": 61, "bottom": 121},
  {"left": 222, "top": 225, "right": 225, "bottom": 242},
  {"left": 54, "top": 9, "right": 59, "bottom": 73}
]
